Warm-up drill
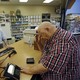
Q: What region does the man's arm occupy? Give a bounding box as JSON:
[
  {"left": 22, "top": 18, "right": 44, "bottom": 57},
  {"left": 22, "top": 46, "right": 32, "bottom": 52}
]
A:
[{"left": 21, "top": 63, "right": 48, "bottom": 75}]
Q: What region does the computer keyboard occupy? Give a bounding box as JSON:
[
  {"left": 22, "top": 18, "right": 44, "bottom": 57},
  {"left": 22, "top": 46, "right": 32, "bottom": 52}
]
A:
[{"left": 0, "top": 47, "right": 14, "bottom": 57}]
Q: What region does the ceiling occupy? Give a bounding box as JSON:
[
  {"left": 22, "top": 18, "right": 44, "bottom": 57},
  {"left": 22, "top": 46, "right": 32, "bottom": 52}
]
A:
[{"left": 0, "top": 0, "right": 66, "bottom": 8}]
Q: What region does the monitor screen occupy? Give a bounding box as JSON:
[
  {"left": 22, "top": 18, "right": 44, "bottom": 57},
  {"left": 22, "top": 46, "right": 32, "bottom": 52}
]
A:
[{"left": 30, "top": 26, "right": 36, "bottom": 29}]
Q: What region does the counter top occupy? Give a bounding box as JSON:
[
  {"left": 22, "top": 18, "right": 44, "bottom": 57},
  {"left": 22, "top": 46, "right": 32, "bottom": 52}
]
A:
[{"left": 0, "top": 40, "right": 41, "bottom": 80}]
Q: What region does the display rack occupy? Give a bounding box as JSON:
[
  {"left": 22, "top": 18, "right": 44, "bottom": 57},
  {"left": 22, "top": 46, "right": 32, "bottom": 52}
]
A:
[
  {"left": 10, "top": 15, "right": 41, "bottom": 41},
  {"left": 10, "top": 16, "right": 28, "bottom": 41}
]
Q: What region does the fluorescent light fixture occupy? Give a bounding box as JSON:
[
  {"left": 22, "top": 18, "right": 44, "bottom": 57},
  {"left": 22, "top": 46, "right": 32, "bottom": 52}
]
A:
[
  {"left": 43, "top": 0, "right": 54, "bottom": 3},
  {"left": 19, "top": 0, "right": 28, "bottom": 2}
]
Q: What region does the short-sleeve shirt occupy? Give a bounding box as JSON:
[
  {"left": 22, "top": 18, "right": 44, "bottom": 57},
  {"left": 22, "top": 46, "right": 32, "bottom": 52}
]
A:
[
  {"left": 40, "top": 27, "right": 80, "bottom": 80},
  {"left": 0, "top": 29, "right": 6, "bottom": 44}
]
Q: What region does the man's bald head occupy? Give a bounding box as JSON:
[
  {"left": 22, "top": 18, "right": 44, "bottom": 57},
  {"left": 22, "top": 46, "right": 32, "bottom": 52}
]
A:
[
  {"left": 36, "top": 22, "right": 57, "bottom": 40},
  {"left": 38, "top": 22, "right": 55, "bottom": 31}
]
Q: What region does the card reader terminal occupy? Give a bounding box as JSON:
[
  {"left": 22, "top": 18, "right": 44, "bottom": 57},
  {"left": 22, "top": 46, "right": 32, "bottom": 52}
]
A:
[{"left": 3, "top": 63, "right": 21, "bottom": 80}]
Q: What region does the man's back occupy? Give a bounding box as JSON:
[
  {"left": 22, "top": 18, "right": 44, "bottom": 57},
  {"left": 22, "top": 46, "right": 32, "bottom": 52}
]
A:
[{"left": 40, "top": 27, "right": 80, "bottom": 80}]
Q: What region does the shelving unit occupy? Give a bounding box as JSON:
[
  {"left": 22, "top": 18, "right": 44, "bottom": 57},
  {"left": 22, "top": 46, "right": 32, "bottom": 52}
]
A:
[
  {"left": 10, "top": 16, "right": 28, "bottom": 41},
  {"left": 10, "top": 15, "right": 41, "bottom": 41}
]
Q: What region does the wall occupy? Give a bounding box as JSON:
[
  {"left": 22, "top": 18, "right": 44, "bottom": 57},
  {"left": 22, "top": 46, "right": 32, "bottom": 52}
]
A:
[{"left": 0, "top": 5, "right": 56, "bottom": 17}]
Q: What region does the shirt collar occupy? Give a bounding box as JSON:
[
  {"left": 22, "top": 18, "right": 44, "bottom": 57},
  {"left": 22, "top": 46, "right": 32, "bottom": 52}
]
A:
[{"left": 48, "top": 27, "right": 61, "bottom": 42}]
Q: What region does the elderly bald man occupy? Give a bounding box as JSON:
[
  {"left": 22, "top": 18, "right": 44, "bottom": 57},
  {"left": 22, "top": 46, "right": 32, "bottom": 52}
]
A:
[{"left": 21, "top": 22, "right": 80, "bottom": 80}]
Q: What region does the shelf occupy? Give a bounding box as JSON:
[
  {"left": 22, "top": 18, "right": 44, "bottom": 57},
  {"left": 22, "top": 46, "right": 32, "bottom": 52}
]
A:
[{"left": 10, "top": 15, "right": 41, "bottom": 41}]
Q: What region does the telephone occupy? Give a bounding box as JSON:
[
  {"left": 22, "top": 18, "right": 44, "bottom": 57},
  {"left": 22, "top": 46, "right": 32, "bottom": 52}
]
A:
[{"left": 3, "top": 63, "right": 21, "bottom": 80}]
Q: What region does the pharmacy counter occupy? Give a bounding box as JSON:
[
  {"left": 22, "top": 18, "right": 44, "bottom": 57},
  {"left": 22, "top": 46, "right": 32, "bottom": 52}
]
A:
[{"left": 0, "top": 40, "right": 41, "bottom": 80}]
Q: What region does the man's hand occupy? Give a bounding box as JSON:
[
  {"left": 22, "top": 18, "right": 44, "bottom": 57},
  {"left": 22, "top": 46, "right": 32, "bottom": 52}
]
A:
[
  {"left": 21, "top": 67, "right": 32, "bottom": 75},
  {"left": 21, "top": 63, "right": 48, "bottom": 75},
  {"left": 35, "top": 35, "right": 45, "bottom": 51}
]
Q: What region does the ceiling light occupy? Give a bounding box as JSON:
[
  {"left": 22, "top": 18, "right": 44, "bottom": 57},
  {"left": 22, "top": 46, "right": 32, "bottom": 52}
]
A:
[
  {"left": 43, "top": 0, "right": 54, "bottom": 3},
  {"left": 19, "top": 0, "right": 28, "bottom": 2}
]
